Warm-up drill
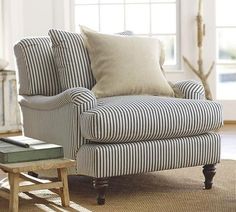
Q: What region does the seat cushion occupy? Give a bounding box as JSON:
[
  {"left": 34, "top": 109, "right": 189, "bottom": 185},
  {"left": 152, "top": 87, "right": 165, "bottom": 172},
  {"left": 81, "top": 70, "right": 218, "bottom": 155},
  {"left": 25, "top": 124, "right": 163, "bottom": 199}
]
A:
[
  {"left": 81, "top": 96, "right": 223, "bottom": 143},
  {"left": 77, "top": 132, "right": 221, "bottom": 178}
]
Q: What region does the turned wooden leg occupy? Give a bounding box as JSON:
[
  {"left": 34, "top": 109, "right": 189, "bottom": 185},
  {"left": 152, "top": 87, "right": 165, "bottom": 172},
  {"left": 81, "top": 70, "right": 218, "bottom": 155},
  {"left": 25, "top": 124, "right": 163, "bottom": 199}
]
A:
[
  {"left": 203, "top": 164, "right": 216, "bottom": 189},
  {"left": 93, "top": 178, "right": 109, "bottom": 205}
]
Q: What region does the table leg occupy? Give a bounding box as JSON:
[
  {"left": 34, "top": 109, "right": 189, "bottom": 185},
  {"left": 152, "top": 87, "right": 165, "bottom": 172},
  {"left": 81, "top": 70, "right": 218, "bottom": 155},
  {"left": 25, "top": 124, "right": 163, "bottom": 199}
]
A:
[
  {"left": 57, "top": 168, "right": 70, "bottom": 207},
  {"left": 9, "top": 173, "right": 20, "bottom": 212}
]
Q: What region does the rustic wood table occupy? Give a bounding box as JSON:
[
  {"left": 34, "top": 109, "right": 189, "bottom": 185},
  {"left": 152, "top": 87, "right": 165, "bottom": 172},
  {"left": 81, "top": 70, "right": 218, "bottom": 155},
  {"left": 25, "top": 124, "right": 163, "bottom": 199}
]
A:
[{"left": 0, "top": 158, "right": 75, "bottom": 212}]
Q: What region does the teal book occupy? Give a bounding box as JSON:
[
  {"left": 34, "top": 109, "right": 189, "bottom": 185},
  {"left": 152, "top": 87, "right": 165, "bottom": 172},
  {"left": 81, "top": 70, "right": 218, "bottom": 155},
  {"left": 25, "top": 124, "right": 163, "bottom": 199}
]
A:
[{"left": 0, "top": 136, "right": 64, "bottom": 164}]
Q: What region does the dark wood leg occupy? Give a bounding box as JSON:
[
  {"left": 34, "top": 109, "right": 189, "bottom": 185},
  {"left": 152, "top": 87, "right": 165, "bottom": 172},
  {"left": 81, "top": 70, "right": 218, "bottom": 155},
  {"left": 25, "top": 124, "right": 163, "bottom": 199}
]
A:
[
  {"left": 93, "top": 178, "right": 109, "bottom": 205},
  {"left": 203, "top": 164, "right": 216, "bottom": 189}
]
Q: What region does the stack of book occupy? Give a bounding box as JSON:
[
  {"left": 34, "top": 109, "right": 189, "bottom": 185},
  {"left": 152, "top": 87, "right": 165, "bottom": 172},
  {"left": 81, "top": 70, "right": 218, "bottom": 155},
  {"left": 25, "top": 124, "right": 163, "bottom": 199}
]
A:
[{"left": 0, "top": 136, "right": 64, "bottom": 163}]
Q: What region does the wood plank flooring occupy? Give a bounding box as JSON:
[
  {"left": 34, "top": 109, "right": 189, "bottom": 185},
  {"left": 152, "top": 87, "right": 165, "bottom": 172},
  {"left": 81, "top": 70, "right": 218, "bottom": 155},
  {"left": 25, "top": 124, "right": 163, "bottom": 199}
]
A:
[{"left": 219, "top": 124, "right": 236, "bottom": 160}]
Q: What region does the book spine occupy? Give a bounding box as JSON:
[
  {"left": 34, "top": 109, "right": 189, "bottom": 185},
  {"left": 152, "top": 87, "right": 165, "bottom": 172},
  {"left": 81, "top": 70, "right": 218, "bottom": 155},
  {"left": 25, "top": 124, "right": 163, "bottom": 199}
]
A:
[
  {"left": 0, "top": 152, "right": 8, "bottom": 164},
  {"left": 7, "top": 147, "right": 64, "bottom": 163}
]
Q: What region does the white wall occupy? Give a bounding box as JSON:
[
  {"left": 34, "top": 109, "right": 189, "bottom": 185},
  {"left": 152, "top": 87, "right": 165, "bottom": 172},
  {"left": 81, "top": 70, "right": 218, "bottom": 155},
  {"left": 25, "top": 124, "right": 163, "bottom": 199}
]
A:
[
  {"left": 21, "top": 0, "right": 71, "bottom": 36},
  {"left": 22, "top": 0, "right": 54, "bottom": 37}
]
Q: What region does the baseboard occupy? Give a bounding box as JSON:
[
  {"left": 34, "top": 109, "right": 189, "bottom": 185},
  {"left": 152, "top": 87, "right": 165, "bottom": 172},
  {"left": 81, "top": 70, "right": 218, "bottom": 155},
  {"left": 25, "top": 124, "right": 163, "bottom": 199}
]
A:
[{"left": 224, "top": 120, "right": 236, "bottom": 124}]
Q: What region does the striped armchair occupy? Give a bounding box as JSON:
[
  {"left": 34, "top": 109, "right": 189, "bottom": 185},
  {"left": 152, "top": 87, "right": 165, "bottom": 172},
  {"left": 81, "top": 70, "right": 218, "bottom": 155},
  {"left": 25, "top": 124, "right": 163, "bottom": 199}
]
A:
[{"left": 14, "top": 33, "right": 223, "bottom": 205}]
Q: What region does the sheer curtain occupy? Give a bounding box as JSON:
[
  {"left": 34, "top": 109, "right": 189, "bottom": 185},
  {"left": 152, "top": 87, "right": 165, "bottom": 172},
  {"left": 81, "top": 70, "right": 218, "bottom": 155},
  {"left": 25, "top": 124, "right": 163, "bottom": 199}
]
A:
[
  {"left": 0, "top": 0, "right": 24, "bottom": 69},
  {"left": 0, "top": 0, "right": 69, "bottom": 70},
  {"left": 0, "top": 0, "right": 4, "bottom": 59}
]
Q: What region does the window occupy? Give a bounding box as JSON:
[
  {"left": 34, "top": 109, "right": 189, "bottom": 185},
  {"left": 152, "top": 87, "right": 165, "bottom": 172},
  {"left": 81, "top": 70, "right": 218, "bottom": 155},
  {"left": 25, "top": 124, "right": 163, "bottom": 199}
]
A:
[
  {"left": 216, "top": 0, "right": 236, "bottom": 100},
  {"left": 73, "top": 0, "right": 180, "bottom": 68}
]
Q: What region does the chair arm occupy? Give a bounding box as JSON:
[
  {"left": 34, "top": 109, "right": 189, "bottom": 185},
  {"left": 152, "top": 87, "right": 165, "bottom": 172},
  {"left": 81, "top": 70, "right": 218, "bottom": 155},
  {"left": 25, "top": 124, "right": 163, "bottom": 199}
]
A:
[
  {"left": 172, "top": 80, "right": 205, "bottom": 100},
  {"left": 18, "top": 87, "right": 96, "bottom": 165},
  {"left": 19, "top": 87, "right": 97, "bottom": 110}
]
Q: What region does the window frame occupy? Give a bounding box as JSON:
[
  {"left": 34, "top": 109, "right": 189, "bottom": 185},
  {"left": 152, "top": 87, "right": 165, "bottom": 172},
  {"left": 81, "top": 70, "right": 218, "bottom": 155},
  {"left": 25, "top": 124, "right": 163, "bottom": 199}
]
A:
[
  {"left": 215, "top": 0, "right": 236, "bottom": 100},
  {"left": 216, "top": 26, "right": 236, "bottom": 65},
  {"left": 70, "top": 0, "right": 181, "bottom": 71}
]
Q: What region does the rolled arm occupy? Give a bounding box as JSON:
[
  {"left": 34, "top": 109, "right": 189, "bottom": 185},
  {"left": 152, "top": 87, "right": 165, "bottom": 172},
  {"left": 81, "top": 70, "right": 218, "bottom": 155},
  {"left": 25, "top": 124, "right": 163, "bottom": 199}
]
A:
[
  {"left": 18, "top": 87, "right": 97, "bottom": 167},
  {"left": 19, "top": 87, "right": 97, "bottom": 110},
  {"left": 172, "top": 80, "right": 205, "bottom": 100}
]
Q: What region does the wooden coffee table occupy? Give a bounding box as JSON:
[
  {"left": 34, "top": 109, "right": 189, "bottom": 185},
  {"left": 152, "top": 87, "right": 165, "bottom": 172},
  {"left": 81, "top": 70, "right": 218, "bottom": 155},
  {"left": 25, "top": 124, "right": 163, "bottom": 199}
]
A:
[{"left": 0, "top": 158, "right": 75, "bottom": 212}]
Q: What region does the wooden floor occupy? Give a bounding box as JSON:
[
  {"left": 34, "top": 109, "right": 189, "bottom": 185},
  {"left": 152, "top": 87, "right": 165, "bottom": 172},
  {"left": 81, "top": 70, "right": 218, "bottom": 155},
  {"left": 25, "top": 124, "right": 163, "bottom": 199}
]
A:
[
  {"left": 218, "top": 124, "right": 236, "bottom": 160},
  {"left": 0, "top": 132, "right": 22, "bottom": 138}
]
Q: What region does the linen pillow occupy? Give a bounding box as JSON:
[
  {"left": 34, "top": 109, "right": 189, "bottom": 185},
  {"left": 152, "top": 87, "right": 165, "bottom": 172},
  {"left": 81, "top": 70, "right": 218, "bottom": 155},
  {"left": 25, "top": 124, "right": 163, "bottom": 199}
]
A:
[
  {"left": 80, "top": 26, "right": 174, "bottom": 98},
  {"left": 48, "top": 29, "right": 133, "bottom": 91}
]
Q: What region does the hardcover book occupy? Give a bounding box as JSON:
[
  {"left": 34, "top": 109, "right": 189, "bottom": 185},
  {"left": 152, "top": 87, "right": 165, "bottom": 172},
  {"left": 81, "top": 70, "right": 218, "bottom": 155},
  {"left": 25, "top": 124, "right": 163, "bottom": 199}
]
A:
[{"left": 0, "top": 136, "right": 64, "bottom": 164}]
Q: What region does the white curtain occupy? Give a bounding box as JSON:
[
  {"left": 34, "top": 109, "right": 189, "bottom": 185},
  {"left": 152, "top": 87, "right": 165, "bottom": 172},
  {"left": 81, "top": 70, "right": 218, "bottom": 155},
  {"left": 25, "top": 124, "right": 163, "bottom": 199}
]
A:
[
  {"left": 0, "top": 0, "right": 71, "bottom": 69},
  {"left": 0, "top": 0, "right": 4, "bottom": 58},
  {"left": 0, "top": 0, "right": 24, "bottom": 69}
]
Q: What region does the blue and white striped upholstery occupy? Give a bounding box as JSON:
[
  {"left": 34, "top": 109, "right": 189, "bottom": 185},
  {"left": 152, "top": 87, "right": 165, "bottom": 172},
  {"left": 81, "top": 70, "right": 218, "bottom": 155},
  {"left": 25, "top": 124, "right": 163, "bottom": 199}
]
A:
[
  {"left": 173, "top": 80, "right": 205, "bottom": 100},
  {"left": 48, "top": 29, "right": 96, "bottom": 91},
  {"left": 19, "top": 87, "right": 97, "bottom": 111},
  {"left": 48, "top": 29, "right": 134, "bottom": 91},
  {"left": 15, "top": 33, "right": 222, "bottom": 180},
  {"left": 14, "top": 37, "right": 61, "bottom": 96},
  {"left": 19, "top": 87, "right": 97, "bottom": 160},
  {"left": 77, "top": 132, "right": 221, "bottom": 178},
  {"left": 80, "top": 96, "right": 223, "bottom": 143}
]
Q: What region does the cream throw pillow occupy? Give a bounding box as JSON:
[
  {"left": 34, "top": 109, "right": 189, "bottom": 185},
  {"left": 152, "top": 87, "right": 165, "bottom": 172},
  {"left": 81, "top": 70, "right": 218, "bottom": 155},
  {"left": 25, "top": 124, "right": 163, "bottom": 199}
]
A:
[{"left": 80, "top": 26, "right": 174, "bottom": 98}]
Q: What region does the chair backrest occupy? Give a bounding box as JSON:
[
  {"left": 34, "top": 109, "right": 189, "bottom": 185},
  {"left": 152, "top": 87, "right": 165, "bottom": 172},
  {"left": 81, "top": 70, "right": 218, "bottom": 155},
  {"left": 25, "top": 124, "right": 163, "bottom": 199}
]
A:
[
  {"left": 14, "top": 37, "right": 61, "bottom": 96},
  {"left": 48, "top": 29, "right": 96, "bottom": 91}
]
